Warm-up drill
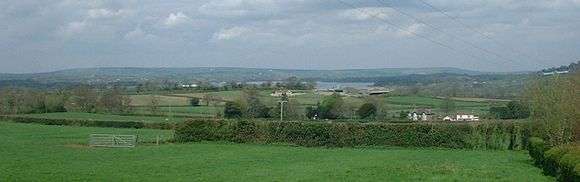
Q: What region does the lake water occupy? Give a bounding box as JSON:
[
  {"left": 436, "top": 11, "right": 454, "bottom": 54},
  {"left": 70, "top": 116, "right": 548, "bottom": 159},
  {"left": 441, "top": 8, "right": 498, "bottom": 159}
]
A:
[
  {"left": 245, "top": 81, "right": 375, "bottom": 90},
  {"left": 315, "top": 82, "right": 374, "bottom": 90}
]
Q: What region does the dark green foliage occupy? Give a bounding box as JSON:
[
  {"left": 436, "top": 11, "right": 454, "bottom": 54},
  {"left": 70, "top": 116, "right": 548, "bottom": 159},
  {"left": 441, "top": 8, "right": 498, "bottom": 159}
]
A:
[
  {"left": 543, "top": 145, "right": 580, "bottom": 181},
  {"left": 240, "top": 89, "right": 270, "bottom": 118},
  {"left": 224, "top": 102, "right": 242, "bottom": 118},
  {"left": 174, "top": 119, "right": 231, "bottom": 142},
  {"left": 440, "top": 97, "right": 456, "bottom": 115},
  {"left": 490, "top": 101, "right": 530, "bottom": 119},
  {"left": 399, "top": 111, "right": 410, "bottom": 119},
  {"left": 319, "top": 93, "right": 344, "bottom": 119},
  {"left": 527, "top": 137, "right": 580, "bottom": 181},
  {"left": 189, "top": 98, "right": 200, "bottom": 107},
  {"left": 357, "top": 103, "right": 376, "bottom": 119},
  {"left": 529, "top": 137, "right": 547, "bottom": 166},
  {"left": 0, "top": 115, "right": 173, "bottom": 130},
  {"left": 175, "top": 119, "right": 532, "bottom": 150},
  {"left": 305, "top": 106, "right": 318, "bottom": 119},
  {"left": 233, "top": 120, "right": 258, "bottom": 143}
]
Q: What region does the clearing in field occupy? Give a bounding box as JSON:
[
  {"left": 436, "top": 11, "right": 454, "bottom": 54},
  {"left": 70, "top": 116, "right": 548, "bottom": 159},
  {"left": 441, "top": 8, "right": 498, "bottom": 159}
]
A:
[{"left": 0, "top": 121, "right": 550, "bottom": 181}]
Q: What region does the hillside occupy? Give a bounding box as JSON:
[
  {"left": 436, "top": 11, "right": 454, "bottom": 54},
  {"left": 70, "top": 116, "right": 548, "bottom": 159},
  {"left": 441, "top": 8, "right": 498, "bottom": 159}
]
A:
[{"left": 0, "top": 67, "right": 486, "bottom": 83}]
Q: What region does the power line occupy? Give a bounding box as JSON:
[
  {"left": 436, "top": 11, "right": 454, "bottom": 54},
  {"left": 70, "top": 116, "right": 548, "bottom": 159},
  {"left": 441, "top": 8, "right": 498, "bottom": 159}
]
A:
[
  {"left": 414, "top": 0, "right": 546, "bottom": 68},
  {"left": 374, "top": 0, "right": 532, "bottom": 68},
  {"left": 334, "top": 0, "right": 496, "bottom": 66}
]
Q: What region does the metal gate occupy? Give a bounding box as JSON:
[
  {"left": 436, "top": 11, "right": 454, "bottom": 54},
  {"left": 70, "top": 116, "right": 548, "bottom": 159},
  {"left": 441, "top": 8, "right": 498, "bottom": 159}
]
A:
[{"left": 89, "top": 134, "right": 137, "bottom": 148}]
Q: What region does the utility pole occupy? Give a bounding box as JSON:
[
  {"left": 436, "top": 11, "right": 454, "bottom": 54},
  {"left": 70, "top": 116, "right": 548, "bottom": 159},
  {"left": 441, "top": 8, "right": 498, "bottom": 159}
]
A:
[{"left": 279, "top": 100, "right": 287, "bottom": 122}]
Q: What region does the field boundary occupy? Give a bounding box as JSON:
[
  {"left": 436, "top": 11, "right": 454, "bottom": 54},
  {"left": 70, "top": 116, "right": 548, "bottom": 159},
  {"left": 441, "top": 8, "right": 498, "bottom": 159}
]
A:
[{"left": 0, "top": 115, "right": 175, "bottom": 130}]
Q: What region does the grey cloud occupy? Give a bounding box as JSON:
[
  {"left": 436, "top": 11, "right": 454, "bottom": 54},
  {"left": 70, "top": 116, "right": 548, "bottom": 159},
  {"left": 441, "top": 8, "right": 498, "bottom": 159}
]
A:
[{"left": 0, "top": 0, "right": 578, "bottom": 73}]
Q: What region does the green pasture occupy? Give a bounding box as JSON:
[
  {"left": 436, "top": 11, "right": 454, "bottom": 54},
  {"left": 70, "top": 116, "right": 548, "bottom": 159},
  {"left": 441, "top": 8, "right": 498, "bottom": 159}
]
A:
[{"left": 0, "top": 121, "right": 550, "bottom": 181}]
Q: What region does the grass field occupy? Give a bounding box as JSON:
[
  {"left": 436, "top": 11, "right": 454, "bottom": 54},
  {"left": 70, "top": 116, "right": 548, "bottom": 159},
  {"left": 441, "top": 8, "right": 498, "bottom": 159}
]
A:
[
  {"left": 18, "top": 112, "right": 188, "bottom": 123},
  {"left": 0, "top": 121, "right": 550, "bottom": 181},
  {"left": 124, "top": 91, "right": 504, "bottom": 118},
  {"left": 129, "top": 95, "right": 191, "bottom": 106}
]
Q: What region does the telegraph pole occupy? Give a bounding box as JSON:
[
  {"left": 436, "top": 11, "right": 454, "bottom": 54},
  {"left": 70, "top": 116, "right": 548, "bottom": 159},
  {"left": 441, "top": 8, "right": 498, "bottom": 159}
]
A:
[{"left": 279, "top": 100, "right": 287, "bottom": 122}]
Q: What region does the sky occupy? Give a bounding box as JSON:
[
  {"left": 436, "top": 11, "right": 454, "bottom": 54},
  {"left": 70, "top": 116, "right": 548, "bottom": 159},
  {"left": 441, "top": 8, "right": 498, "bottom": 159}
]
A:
[{"left": 1, "top": 0, "right": 579, "bottom": 73}]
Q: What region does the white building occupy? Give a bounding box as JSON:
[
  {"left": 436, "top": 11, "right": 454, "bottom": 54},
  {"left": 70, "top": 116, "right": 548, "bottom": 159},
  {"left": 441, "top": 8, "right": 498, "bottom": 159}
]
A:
[{"left": 444, "top": 114, "right": 479, "bottom": 121}]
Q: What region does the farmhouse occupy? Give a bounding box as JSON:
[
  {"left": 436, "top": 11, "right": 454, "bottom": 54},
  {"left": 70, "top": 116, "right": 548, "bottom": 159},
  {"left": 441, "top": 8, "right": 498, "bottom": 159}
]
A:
[
  {"left": 271, "top": 90, "right": 293, "bottom": 97},
  {"left": 443, "top": 113, "right": 480, "bottom": 121},
  {"left": 408, "top": 109, "right": 434, "bottom": 121}
]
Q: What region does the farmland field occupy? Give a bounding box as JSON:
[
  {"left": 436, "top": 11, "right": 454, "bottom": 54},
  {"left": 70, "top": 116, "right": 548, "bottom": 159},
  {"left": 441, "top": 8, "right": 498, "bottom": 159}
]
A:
[{"left": 0, "top": 121, "right": 551, "bottom": 181}]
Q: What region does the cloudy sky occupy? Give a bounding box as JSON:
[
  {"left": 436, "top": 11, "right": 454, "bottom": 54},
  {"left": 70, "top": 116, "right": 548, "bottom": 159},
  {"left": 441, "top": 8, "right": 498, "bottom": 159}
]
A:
[{"left": 1, "top": 0, "right": 579, "bottom": 73}]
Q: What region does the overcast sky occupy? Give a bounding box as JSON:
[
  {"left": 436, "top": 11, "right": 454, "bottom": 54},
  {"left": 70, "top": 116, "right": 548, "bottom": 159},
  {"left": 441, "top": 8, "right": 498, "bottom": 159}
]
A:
[{"left": 1, "top": 0, "right": 579, "bottom": 73}]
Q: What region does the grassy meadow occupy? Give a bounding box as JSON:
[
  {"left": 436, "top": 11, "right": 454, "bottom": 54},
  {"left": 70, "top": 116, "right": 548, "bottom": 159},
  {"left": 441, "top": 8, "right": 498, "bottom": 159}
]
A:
[
  {"left": 125, "top": 90, "right": 504, "bottom": 119},
  {"left": 0, "top": 121, "right": 550, "bottom": 181}
]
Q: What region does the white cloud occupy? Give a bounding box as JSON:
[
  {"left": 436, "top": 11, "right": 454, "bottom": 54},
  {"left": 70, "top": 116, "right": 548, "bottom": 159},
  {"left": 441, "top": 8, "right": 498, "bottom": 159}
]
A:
[
  {"left": 124, "top": 27, "right": 156, "bottom": 40},
  {"left": 341, "top": 7, "right": 394, "bottom": 21},
  {"left": 87, "top": 8, "right": 125, "bottom": 19},
  {"left": 212, "top": 26, "right": 251, "bottom": 41},
  {"left": 163, "top": 12, "right": 191, "bottom": 27},
  {"left": 60, "top": 21, "right": 87, "bottom": 35},
  {"left": 199, "top": 0, "right": 278, "bottom": 18},
  {"left": 397, "top": 23, "right": 425, "bottom": 38}
]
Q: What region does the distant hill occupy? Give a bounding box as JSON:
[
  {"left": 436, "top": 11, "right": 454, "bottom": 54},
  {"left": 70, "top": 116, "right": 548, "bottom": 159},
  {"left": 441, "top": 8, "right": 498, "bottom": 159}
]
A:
[{"left": 0, "top": 67, "right": 488, "bottom": 83}]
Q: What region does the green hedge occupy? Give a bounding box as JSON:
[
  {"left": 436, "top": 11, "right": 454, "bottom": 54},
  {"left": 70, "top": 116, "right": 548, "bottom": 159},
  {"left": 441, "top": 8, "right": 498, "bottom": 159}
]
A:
[
  {"left": 528, "top": 137, "right": 580, "bottom": 181},
  {"left": 175, "top": 119, "right": 532, "bottom": 150},
  {"left": 0, "top": 115, "right": 174, "bottom": 130}
]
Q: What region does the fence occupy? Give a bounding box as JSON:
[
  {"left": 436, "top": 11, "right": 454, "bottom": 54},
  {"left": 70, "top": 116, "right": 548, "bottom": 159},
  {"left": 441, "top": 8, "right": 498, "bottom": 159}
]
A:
[{"left": 89, "top": 134, "right": 137, "bottom": 148}]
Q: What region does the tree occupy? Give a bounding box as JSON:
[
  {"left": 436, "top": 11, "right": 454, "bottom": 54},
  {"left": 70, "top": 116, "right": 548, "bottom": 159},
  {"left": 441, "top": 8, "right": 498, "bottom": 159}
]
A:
[
  {"left": 65, "top": 86, "right": 98, "bottom": 113},
  {"left": 97, "top": 87, "right": 131, "bottom": 114},
  {"left": 526, "top": 73, "right": 579, "bottom": 146},
  {"left": 239, "top": 89, "right": 270, "bottom": 118},
  {"left": 357, "top": 103, "right": 377, "bottom": 119},
  {"left": 440, "top": 97, "right": 456, "bottom": 116},
  {"left": 202, "top": 94, "right": 215, "bottom": 106},
  {"left": 506, "top": 101, "right": 530, "bottom": 119},
  {"left": 319, "top": 93, "right": 344, "bottom": 119},
  {"left": 224, "top": 101, "right": 243, "bottom": 118},
  {"left": 305, "top": 105, "right": 319, "bottom": 119},
  {"left": 190, "top": 97, "right": 200, "bottom": 107},
  {"left": 271, "top": 98, "right": 302, "bottom": 120},
  {"left": 148, "top": 95, "right": 160, "bottom": 114}
]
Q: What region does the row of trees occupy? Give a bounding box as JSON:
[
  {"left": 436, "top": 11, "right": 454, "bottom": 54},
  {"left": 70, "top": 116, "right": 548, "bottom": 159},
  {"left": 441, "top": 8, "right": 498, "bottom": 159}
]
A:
[
  {"left": 0, "top": 86, "right": 131, "bottom": 115},
  {"left": 223, "top": 91, "right": 390, "bottom": 120},
  {"left": 526, "top": 72, "right": 579, "bottom": 146}
]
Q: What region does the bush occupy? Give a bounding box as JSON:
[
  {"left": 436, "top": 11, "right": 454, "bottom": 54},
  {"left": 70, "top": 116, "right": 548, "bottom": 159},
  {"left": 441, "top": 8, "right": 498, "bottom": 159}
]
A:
[
  {"left": 529, "top": 137, "right": 547, "bottom": 166},
  {"left": 224, "top": 102, "right": 242, "bottom": 118},
  {"left": 0, "top": 115, "right": 173, "bottom": 130},
  {"left": 543, "top": 144, "right": 580, "bottom": 181},
  {"left": 527, "top": 137, "right": 580, "bottom": 181},
  {"left": 189, "top": 98, "right": 200, "bottom": 107},
  {"left": 175, "top": 119, "right": 532, "bottom": 150},
  {"left": 357, "top": 103, "right": 376, "bottom": 119}
]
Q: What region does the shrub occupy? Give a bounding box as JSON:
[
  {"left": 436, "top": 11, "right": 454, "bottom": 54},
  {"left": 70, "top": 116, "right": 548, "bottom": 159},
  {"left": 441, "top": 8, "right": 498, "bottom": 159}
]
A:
[
  {"left": 529, "top": 137, "right": 547, "bottom": 166},
  {"left": 0, "top": 115, "right": 173, "bottom": 130},
  {"left": 175, "top": 119, "right": 531, "bottom": 150},
  {"left": 543, "top": 144, "right": 580, "bottom": 181},
  {"left": 224, "top": 102, "right": 242, "bottom": 118},
  {"left": 189, "top": 98, "right": 200, "bottom": 106},
  {"left": 357, "top": 103, "right": 376, "bottom": 119}
]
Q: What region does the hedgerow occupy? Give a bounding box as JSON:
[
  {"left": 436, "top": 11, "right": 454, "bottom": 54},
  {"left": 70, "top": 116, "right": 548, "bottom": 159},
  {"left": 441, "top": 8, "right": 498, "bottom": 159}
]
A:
[
  {"left": 0, "top": 115, "right": 174, "bottom": 130},
  {"left": 528, "top": 137, "right": 580, "bottom": 181},
  {"left": 175, "top": 119, "right": 532, "bottom": 150}
]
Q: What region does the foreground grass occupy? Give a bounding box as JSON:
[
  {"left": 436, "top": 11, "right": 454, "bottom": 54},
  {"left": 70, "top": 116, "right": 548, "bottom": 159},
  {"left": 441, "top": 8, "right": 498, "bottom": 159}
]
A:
[{"left": 0, "top": 122, "right": 550, "bottom": 181}]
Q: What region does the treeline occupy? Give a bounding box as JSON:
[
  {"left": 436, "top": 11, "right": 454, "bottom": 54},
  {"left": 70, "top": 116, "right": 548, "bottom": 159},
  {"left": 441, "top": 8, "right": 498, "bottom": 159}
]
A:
[
  {"left": 540, "top": 61, "right": 578, "bottom": 73},
  {"left": 0, "top": 86, "right": 131, "bottom": 115},
  {"left": 223, "top": 91, "right": 389, "bottom": 121},
  {"left": 332, "top": 73, "right": 530, "bottom": 99},
  {"left": 135, "top": 76, "right": 315, "bottom": 93}
]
